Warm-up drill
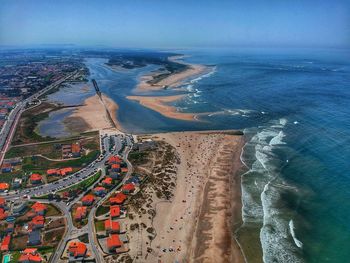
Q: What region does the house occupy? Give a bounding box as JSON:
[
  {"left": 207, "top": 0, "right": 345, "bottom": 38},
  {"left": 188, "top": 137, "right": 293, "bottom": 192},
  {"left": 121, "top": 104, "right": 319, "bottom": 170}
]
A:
[
  {"left": 108, "top": 155, "right": 121, "bottom": 165},
  {"left": 122, "top": 183, "right": 135, "bottom": 194},
  {"left": 1, "top": 163, "right": 12, "bottom": 173},
  {"left": 109, "top": 192, "right": 127, "bottom": 205},
  {"left": 110, "top": 206, "right": 120, "bottom": 218},
  {"left": 93, "top": 186, "right": 107, "bottom": 197},
  {"left": 6, "top": 223, "right": 14, "bottom": 233},
  {"left": 102, "top": 177, "right": 113, "bottom": 187},
  {"left": 75, "top": 206, "right": 87, "bottom": 221},
  {"left": 28, "top": 230, "right": 41, "bottom": 246},
  {"left": 47, "top": 169, "right": 58, "bottom": 176},
  {"left": 12, "top": 201, "right": 27, "bottom": 216},
  {"left": 104, "top": 219, "right": 120, "bottom": 234},
  {"left": 110, "top": 164, "right": 121, "bottom": 172},
  {"left": 31, "top": 202, "right": 47, "bottom": 215},
  {"left": 0, "top": 197, "right": 6, "bottom": 208},
  {"left": 81, "top": 194, "right": 95, "bottom": 206},
  {"left": 31, "top": 215, "right": 45, "bottom": 229},
  {"left": 3, "top": 157, "right": 22, "bottom": 166},
  {"left": 12, "top": 178, "right": 22, "bottom": 189},
  {"left": 0, "top": 235, "right": 11, "bottom": 252},
  {"left": 68, "top": 241, "right": 87, "bottom": 258},
  {"left": 109, "top": 172, "right": 121, "bottom": 180},
  {"left": 71, "top": 143, "right": 81, "bottom": 158},
  {"left": 0, "top": 182, "right": 9, "bottom": 192},
  {"left": 19, "top": 248, "right": 43, "bottom": 263},
  {"left": 60, "top": 167, "right": 73, "bottom": 176},
  {"left": 30, "top": 174, "right": 42, "bottom": 184},
  {"left": 0, "top": 208, "right": 8, "bottom": 220},
  {"left": 121, "top": 167, "right": 128, "bottom": 173},
  {"left": 107, "top": 234, "right": 122, "bottom": 252}
]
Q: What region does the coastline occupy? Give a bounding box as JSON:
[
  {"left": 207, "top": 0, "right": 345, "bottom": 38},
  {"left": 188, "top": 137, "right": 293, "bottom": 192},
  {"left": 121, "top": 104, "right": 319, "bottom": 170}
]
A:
[
  {"left": 147, "top": 131, "right": 246, "bottom": 262},
  {"left": 64, "top": 93, "right": 123, "bottom": 133},
  {"left": 127, "top": 94, "right": 198, "bottom": 121}
]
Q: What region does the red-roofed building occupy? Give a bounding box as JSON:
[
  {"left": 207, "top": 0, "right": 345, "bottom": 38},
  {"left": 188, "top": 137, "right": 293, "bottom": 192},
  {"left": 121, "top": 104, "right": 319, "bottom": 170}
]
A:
[
  {"left": 93, "top": 186, "right": 107, "bottom": 197},
  {"left": 102, "top": 177, "right": 113, "bottom": 187},
  {"left": 71, "top": 143, "right": 81, "bottom": 157},
  {"left": 60, "top": 167, "right": 73, "bottom": 176},
  {"left": 107, "top": 234, "right": 122, "bottom": 251},
  {"left": 1, "top": 163, "right": 12, "bottom": 173},
  {"left": 0, "top": 208, "right": 8, "bottom": 220},
  {"left": 122, "top": 183, "right": 135, "bottom": 194},
  {"left": 68, "top": 241, "right": 87, "bottom": 258},
  {"left": 19, "top": 248, "right": 43, "bottom": 262},
  {"left": 31, "top": 202, "right": 47, "bottom": 215},
  {"left": 30, "top": 174, "right": 42, "bottom": 184},
  {"left": 0, "top": 235, "right": 11, "bottom": 252},
  {"left": 0, "top": 183, "right": 9, "bottom": 192},
  {"left": 0, "top": 197, "right": 5, "bottom": 208},
  {"left": 110, "top": 192, "right": 127, "bottom": 205},
  {"left": 110, "top": 206, "right": 120, "bottom": 218},
  {"left": 81, "top": 194, "right": 95, "bottom": 206},
  {"left": 31, "top": 215, "right": 45, "bottom": 229},
  {"left": 75, "top": 206, "right": 87, "bottom": 221},
  {"left": 105, "top": 219, "right": 120, "bottom": 234},
  {"left": 47, "top": 169, "right": 58, "bottom": 176},
  {"left": 108, "top": 155, "right": 121, "bottom": 165},
  {"left": 121, "top": 167, "right": 128, "bottom": 173}
]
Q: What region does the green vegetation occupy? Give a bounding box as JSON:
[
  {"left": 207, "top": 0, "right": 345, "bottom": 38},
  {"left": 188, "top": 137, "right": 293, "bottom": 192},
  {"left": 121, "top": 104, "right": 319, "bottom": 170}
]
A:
[
  {"left": 58, "top": 171, "right": 101, "bottom": 193},
  {"left": 96, "top": 205, "right": 109, "bottom": 217},
  {"left": 8, "top": 251, "right": 21, "bottom": 263},
  {"left": 78, "top": 233, "right": 89, "bottom": 243},
  {"left": 95, "top": 220, "right": 105, "bottom": 232},
  {"left": 46, "top": 204, "right": 62, "bottom": 216},
  {"left": 128, "top": 151, "right": 149, "bottom": 165}
]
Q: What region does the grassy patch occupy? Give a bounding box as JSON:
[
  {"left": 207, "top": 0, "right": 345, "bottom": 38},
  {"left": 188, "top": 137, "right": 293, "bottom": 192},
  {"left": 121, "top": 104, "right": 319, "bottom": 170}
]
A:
[
  {"left": 58, "top": 170, "right": 101, "bottom": 193},
  {"left": 95, "top": 220, "right": 105, "bottom": 232},
  {"left": 96, "top": 205, "right": 109, "bottom": 217},
  {"left": 46, "top": 204, "right": 62, "bottom": 216}
]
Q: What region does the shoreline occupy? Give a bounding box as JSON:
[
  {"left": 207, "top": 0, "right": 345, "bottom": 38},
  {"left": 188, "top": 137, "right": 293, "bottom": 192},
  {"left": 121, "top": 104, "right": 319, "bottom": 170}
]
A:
[
  {"left": 64, "top": 93, "right": 123, "bottom": 133},
  {"left": 127, "top": 94, "right": 199, "bottom": 121},
  {"left": 147, "top": 131, "right": 246, "bottom": 262}
]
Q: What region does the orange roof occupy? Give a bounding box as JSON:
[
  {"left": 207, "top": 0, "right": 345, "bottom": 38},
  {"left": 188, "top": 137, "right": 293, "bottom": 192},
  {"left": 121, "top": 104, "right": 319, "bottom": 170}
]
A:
[
  {"left": 68, "top": 241, "right": 87, "bottom": 258},
  {"left": 0, "top": 235, "right": 11, "bottom": 251},
  {"left": 60, "top": 167, "right": 73, "bottom": 176},
  {"left": 0, "top": 197, "right": 5, "bottom": 206},
  {"left": 32, "top": 215, "right": 45, "bottom": 225},
  {"left": 23, "top": 248, "right": 38, "bottom": 254},
  {"left": 121, "top": 167, "right": 128, "bottom": 173},
  {"left": 75, "top": 206, "right": 87, "bottom": 220},
  {"left": 0, "top": 208, "right": 8, "bottom": 220},
  {"left": 110, "top": 205, "right": 120, "bottom": 218},
  {"left": 30, "top": 173, "right": 42, "bottom": 181},
  {"left": 72, "top": 143, "right": 81, "bottom": 153},
  {"left": 122, "top": 183, "right": 135, "bottom": 192},
  {"left": 105, "top": 219, "right": 120, "bottom": 231},
  {"left": 111, "top": 163, "right": 120, "bottom": 169},
  {"left": 81, "top": 194, "right": 95, "bottom": 204},
  {"left": 19, "top": 254, "right": 43, "bottom": 262},
  {"left": 94, "top": 186, "right": 106, "bottom": 192},
  {"left": 32, "top": 202, "right": 47, "bottom": 213},
  {"left": 0, "top": 183, "right": 9, "bottom": 190},
  {"left": 107, "top": 234, "right": 122, "bottom": 249},
  {"left": 47, "top": 169, "right": 58, "bottom": 175},
  {"left": 108, "top": 155, "right": 121, "bottom": 164},
  {"left": 110, "top": 192, "right": 127, "bottom": 205},
  {"left": 102, "top": 177, "right": 113, "bottom": 185}
]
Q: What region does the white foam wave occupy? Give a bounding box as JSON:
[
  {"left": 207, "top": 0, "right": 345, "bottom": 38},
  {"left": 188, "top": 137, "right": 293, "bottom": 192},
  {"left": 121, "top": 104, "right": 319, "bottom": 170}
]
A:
[{"left": 289, "top": 220, "right": 303, "bottom": 248}]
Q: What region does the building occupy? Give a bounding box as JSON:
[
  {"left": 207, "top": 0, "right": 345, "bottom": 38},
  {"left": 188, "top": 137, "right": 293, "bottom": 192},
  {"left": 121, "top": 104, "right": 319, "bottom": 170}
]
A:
[
  {"left": 47, "top": 167, "right": 73, "bottom": 176},
  {"left": 71, "top": 143, "right": 81, "bottom": 158},
  {"left": 104, "top": 219, "right": 120, "bottom": 234},
  {"left": 12, "top": 177, "right": 22, "bottom": 189},
  {"left": 75, "top": 206, "right": 87, "bottom": 221},
  {"left": 31, "top": 202, "right": 47, "bottom": 215},
  {"left": 1, "top": 163, "right": 12, "bottom": 173},
  {"left": 3, "top": 157, "right": 22, "bottom": 166},
  {"left": 31, "top": 215, "right": 45, "bottom": 229},
  {"left": 12, "top": 200, "right": 28, "bottom": 216},
  {"left": 93, "top": 186, "right": 107, "bottom": 197},
  {"left": 109, "top": 192, "right": 127, "bottom": 205},
  {"left": 0, "top": 197, "right": 6, "bottom": 208},
  {"left": 107, "top": 234, "right": 122, "bottom": 252},
  {"left": 30, "top": 174, "right": 42, "bottom": 184},
  {"left": 122, "top": 183, "right": 135, "bottom": 194},
  {"left": 28, "top": 230, "right": 41, "bottom": 246},
  {"left": 0, "top": 208, "right": 8, "bottom": 220},
  {"left": 102, "top": 177, "right": 113, "bottom": 187},
  {"left": 0, "top": 182, "right": 9, "bottom": 192},
  {"left": 110, "top": 164, "right": 121, "bottom": 173},
  {"left": 68, "top": 241, "right": 87, "bottom": 258},
  {"left": 110, "top": 206, "right": 120, "bottom": 218},
  {"left": 109, "top": 172, "right": 121, "bottom": 180},
  {"left": 108, "top": 155, "right": 121, "bottom": 165},
  {"left": 0, "top": 235, "right": 11, "bottom": 252},
  {"left": 81, "top": 195, "right": 95, "bottom": 206},
  {"left": 19, "top": 248, "right": 43, "bottom": 263}
]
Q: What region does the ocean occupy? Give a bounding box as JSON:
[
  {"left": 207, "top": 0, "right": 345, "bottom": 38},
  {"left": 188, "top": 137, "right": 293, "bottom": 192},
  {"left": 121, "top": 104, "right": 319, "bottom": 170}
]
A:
[{"left": 43, "top": 47, "right": 350, "bottom": 262}]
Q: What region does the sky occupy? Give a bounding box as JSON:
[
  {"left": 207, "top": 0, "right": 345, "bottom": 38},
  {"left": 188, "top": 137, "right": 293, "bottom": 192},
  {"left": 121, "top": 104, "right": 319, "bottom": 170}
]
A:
[{"left": 0, "top": 0, "right": 349, "bottom": 49}]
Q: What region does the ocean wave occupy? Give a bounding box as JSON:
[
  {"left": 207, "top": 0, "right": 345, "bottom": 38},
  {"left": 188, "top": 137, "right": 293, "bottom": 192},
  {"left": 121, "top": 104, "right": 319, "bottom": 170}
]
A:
[{"left": 289, "top": 220, "right": 303, "bottom": 248}]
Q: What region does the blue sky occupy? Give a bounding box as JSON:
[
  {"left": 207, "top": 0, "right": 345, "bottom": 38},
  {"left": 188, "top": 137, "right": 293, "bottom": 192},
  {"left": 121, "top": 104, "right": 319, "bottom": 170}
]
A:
[{"left": 0, "top": 0, "right": 349, "bottom": 48}]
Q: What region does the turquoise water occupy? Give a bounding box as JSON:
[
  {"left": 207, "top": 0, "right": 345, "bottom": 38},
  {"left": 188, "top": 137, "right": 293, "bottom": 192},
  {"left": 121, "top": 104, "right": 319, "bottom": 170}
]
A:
[
  {"left": 3, "top": 254, "right": 10, "bottom": 263},
  {"left": 45, "top": 48, "right": 350, "bottom": 262}
]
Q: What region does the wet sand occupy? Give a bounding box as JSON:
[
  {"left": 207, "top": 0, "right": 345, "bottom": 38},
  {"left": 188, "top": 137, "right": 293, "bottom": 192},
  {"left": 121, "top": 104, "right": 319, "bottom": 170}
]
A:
[
  {"left": 65, "top": 93, "right": 122, "bottom": 132},
  {"left": 127, "top": 95, "right": 198, "bottom": 121},
  {"left": 148, "top": 131, "right": 245, "bottom": 263}
]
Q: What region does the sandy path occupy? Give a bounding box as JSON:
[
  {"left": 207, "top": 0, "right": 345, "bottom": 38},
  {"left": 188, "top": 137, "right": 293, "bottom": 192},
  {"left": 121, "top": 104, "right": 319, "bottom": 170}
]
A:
[
  {"left": 127, "top": 95, "right": 198, "bottom": 121},
  {"left": 66, "top": 94, "right": 122, "bottom": 132},
  {"left": 147, "top": 131, "right": 245, "bottom": 263}
]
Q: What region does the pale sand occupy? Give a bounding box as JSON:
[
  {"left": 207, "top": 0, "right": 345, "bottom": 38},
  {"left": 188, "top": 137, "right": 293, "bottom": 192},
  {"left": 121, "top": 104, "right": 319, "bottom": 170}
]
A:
[
  {"left": 148, "top": 131, "right": 245, "bottom": 263},
  {"left": 136, "top": 58, "right": 209, "bottom": 92},
  {"left": 67, "top": 94, "right": 122, "bottom": 132},
  {"left": 127, "top": 95, "right": 198, "bottom": 121}
]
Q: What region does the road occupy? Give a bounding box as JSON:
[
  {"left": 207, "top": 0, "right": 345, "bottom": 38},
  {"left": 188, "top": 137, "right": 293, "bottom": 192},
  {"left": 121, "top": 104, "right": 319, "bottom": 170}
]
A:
[{"left": 0, "top": 71, "right": 79, "bottom": 166}]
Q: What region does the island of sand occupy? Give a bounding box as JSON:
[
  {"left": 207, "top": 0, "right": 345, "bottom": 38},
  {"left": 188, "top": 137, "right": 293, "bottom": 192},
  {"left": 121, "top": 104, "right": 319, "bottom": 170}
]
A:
[{"left": 123, "top": 131, "right": 246, "bottom": 263}]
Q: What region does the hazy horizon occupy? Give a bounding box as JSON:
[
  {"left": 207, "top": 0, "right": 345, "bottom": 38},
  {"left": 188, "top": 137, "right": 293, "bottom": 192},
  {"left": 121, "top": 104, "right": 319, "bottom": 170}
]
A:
[{"left": 1, "top": 0, "right": 349, "bottom": 49}]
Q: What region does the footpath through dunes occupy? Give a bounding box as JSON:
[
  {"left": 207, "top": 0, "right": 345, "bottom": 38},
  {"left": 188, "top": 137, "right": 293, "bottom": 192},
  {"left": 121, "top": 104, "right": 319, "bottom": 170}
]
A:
[{"left": 148, "top": 131, "right": 245, "bottom": 263}]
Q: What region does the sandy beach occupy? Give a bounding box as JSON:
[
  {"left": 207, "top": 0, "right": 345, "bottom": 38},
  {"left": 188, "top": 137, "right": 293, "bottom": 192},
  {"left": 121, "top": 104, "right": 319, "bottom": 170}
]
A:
[
  {"left": 136, "top": 58, "right": 210, "bottom": 92},
  {"left": 147, "top": 131, "right": 245, "bottom": 263},
  {"left": 127, "top": 94, "right": 198, "bottom": 121},
  {"left": 65, "top": 93, "right": 122, "bottom": 132}
]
